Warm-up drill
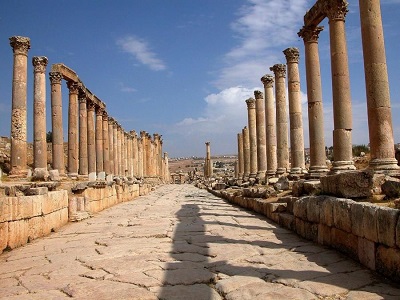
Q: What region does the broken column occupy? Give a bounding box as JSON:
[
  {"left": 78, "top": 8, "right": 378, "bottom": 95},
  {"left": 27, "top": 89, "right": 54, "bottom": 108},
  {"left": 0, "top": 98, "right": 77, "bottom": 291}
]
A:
[
  {"left": 246, "top": 98, "right": 258, "bottom": 178},
  {"left": 9, "top": 36, "right": 30, "bottom": 175},
  {"left": 284, "top": 47, "right": 306, "bottom": 175},
  {"left": 254, "top": 90, "right": 267, "bottom": 182}
]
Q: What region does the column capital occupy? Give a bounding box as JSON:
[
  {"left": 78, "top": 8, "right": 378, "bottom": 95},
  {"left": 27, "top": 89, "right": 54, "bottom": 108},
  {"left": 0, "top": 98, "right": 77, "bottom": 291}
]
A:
[
  {"left": 32, "top": 56, "right": 48, "bottom": 73},
  {"left": 9, "top": 36, "right": 30, "bottom": 56},
  {"left": 324, "top": 0, "right": 348, "bottom": 21},
  {"left": 87, "top": 100, "right": 95, "bottom": 112},
  {"left": 254, "top": 90, "right": 263, "bottom": 100},
  {"left": 298, "top": 26, "right": 324, "bottom": 43},
  {"left": 108, "top": 116, "right": 115, "bottom": 124},
  {"left": 49, "top": 72, "right": 62, "bottom": 85},
  {"left": 205, "top": 141, "right": 210, "bottom": 146},
  {"left": 102, "top": 110, "right": 108, "bottom": 121},
  {"left": 283, "top": 47, "right": 300, "bottom": 63},
  {"left": 129, "top": 130, "right": 137, "bottom": 137},
  {"left": 67, "top": 81, "right": 80, "bottom": 95},
  {"left": 78, "top": 91, "right": 87, "bottom": 104},
  {"left": 245, "top": 98, "right": 256, "bottom": 109},
  {"left": 270, "top": 64, "right": 286, "bottom": 78},
  {"left": 95, "top": 105, "right": 104, "bottom": 115},
  {"left": 261, "top": 74, "right": 274, "bottom": 87}
]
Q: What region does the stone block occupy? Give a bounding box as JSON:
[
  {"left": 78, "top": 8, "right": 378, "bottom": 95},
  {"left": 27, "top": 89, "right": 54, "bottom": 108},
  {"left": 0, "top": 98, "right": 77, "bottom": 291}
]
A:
[
  {"left": 278, "top": 196, "right": 299, "bottom": 214},
  {"left": 89, "top": 172, "right": 97, "bottom": 181},
  {"left": 317, "top": 223, "right": 332, "bottom": 246},
  {"left": 333, "top": 199, "right": 353, "bottom": 233},
  {"left": 351, "top": 202, "right": 364, "bottom": 237},
  {"left": 25, "top": 187, "right": 48, "bottom": 196},
  {"left": 97, "top": 171, "right": 106, "bottom": 181},
  {"left": 0, "top": 197, "right": 13, "bottom": 222},
  {"left": 278, "top": 213, "right": 294, "bottom": 231},
  {"left": 8, "top": 219, "right": 29, "bottom": 249},
  {"left": 376, "top": 245, "right": 400, "bottom": 283},
  {"left": 304, "top": 221, "right": 318, "bottom": 242},
  {"left": 377, "top": 206, "right": 399, "bottom": 247},
  {"left": 331, "top": 227, "right": 359, "bottom": 261},
  {"left": 358, "top": 237, "right": 376, "bottom": 270},
  {"left": 381, "top": 178, "right": 400, "bottom": 198},
  {"left": 293, "top": 197, "right": 307, "bottom": 220},
  {"left": 253, "top": 199, "right": 264, "bottom": 214},
  {"left": 306, "top": 196, "right": 321, "bottom": 223},
  {"left": 295, "top": 217, "right": 306, "bottom": 238},
  {"left": 106, "top": 174, "right": 114, "bottom": 182},
  {"left": 303, "top": 180, "right": 321, "bottom": 195},
  {"left": 12, "top": 196, "right": 43, "bottom": 221},
  {"left": 49, "top": 169, "right": 60, "bottom": 181},
  {"left": 274, "top": 176, "right": 290, "bottom": 191},
  {"left": 43, "top": 191, "right": 68, "bottom": 215},
  {"left": 292, "top": 179, "right": 305, "bottom": 197},
  {"left": 32, "top": 168, "right": 49, "bottom": 181},
  {"left": 0, "top": 222, "right": 8, "bottom": 253},
  {"left": 28, "top": 216, "right": 45, "bottom": 241},
  {"left": 351, "top": 202, "right": 378, "bottom": 242}
]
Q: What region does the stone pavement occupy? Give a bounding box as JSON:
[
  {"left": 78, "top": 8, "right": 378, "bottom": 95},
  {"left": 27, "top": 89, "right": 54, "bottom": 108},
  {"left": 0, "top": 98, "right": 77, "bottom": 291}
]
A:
[{"left": 0, "top": 184, "right": 399, "bottom": 299}]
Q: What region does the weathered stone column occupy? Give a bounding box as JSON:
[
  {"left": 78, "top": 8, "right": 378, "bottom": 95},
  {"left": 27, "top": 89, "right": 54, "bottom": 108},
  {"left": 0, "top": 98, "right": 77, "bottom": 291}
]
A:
[
  {"left": 87, "top": 101, "right": 96, "bottom": 178},
  {"left": 113, "top": 121, "right": 118, "bottom": 175},
  {"left": 67, "top": 81, "right": 79, "bottom": 176},
  {"left": 117, "top": 125, "right": 123, "bottom": 176},
  {"left": 261, "top": 74, "right": 277, "bottom": 176},
  {"left": 164, "top": 152, "right": 170, "bottom": 183},
  {"left": 298, "top": 26, "right": 329, "bottom": 177},
  {"left": 146, "top": 134, "right": 152, "bottom": 176},
  {"left": 246, "top": 98, "right": 258, "bottom": 178},
  {"left": 121, "top": 131, "right": 126, "bottom": 176},
  {"left": 9, "top": 36, "right": 30, "bottom": 175},
  {"left": 126, "top": 133, "right": 132, "bottom": 177},
  {"left": 95, "top": 106, "right": 104, "bottom": 175},
  {"left": 326, "top": 2, "right": 355, "bottom": 173},
  {"left": 205, "top": 141, "right": 212, "bottom": 178},
  {"left": 359, "top": 0, "right": 399, "bottom": 174},
  {"left": 102, "top": 111, "right": 110, "bottom": 175},
  {"left": 270, "top": 64, "right": 289, "bottom": 175},
  {"left": 237, "top": 133, "right": 244, "bottom": 179},
  {"left": 78, "top": 92, "right": 88, "bottom": 175},
  {"left": 284, "top": 47, "right": 306, "bottom": 175},
  {"left": 32, "top": 56, "right": 48, "bottom": 172},
  {"left": 131, "top": 130, "right": 138, "bottom": 178},
  {"left": 254, "top": 91, "right": 267, "bottom": 182},
  {"left": 138, "top": 137, "right": 144, "bottom": 178},
  {"left": 242, "top": 126, "right": 250, "bottom": 179},
  {"left": 140, "top": 131, "right": 147, "bottom": 177},
  {"left": 50, "top": 71, "right": 65, "bottom": 175},
  {"left": 108, "top": 117, "right": 114, "bottom": 176}
]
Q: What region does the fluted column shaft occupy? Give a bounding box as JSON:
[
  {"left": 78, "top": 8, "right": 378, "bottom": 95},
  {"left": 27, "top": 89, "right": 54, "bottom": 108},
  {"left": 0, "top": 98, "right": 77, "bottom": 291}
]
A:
[
  {"left": 117, "top": 126, "right": 123, "bottom": 176},
  {"left": 237, "top": 133, "right": 244, "bottom": 178},
  {"left": 298, "top": 26, "right": 329, "bottom": 177},
  {"left": 246, "top": 98, "right": 258, "bottom": 178},
  {"left": 50, "top": 72, "right": 65, "bottom": 174},
  {"left": 261, "top": 75, "right": 277, "bottom": 176},
  {"left": 9, "top": 36, "right": 30, "bottom": 175},
  {"left": 359, "top": 0, "right": 399, "bottom": 173},
  {"left": 254, "top": 91, "right": 267, "bottom": 181},
  {"left": 102, "top": 112, "right": 110, "bottom": 175},
  {"left": 326, "top": 3, "right": 355, "bottom": 172},
  {"left": 113, "top": 122, "right": 118, "bottom": 175},
  {"left": 108, "top": 118, "right": 114, "bottom": 175},
  {"left": 32, "top": 56, "right": 48, "bottom": 170},
  {"left": 121, "top": 131, "right": 126, "bottom": 176},
  {"left": 284, "top": 47, "right": 306, "bottom": 175},
  {"left": 138, "top": 138, "right": 144, "bottom": 178},
  {"left": 140, "top": 132, "right": 147, "bottom": 177},
  {"left": 78, "top": 93, "right": 88, "bottom": 175},
  {"left": 131, "top": 131, "right": 138, "bottom": 177},
  {"left": 87, "top": 102, "right": 96, "bottom": 176},
  {"left": 242, "top": 126, "right": 250, "bottom": 178},
  {"left": 67, "top": 81, "right": 79, "bottom": 175},
  {"left": 95, "top": 107, "right": 103, "bottom": 174},
  {"left": 146, "top": 135, "right": 152, "bottom": 176},
  {"left": 270, "top": 64, "right": 289, "bottom": 175}
]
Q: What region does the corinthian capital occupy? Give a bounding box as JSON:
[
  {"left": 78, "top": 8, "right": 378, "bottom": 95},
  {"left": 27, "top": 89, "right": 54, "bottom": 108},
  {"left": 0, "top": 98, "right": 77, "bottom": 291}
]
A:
[
  {"left": 324, "top": 0, "right": 348, "bottom": 21},
  {"left": 270, "top": 64, "right": 286, "bottom": 78},
  {"left": 254, "top": 90, "right": 263, "bottom": 100},
  {"left": 32, "top": 56, "right": 48, "bottom": 73},
  {"left": 261, "top": 74, "right": 274, "bottom": 87},
  {"left": 49, "top": 72, "right": 62, "bottom": 84},
  {"left": 283, "top": 47, "right": 300, "bottom": 63},
  {"left": 9, "top": 36, "right": 30, "bottom": 56},
  {"left": 67, "top": 81, "right": 80, "bottom": 95},
  {"left": 298, "top": 26, "right": 324, "bottom": 43},
  {"left": 245, "top": 98, "right": 256, "bottom": 109}
]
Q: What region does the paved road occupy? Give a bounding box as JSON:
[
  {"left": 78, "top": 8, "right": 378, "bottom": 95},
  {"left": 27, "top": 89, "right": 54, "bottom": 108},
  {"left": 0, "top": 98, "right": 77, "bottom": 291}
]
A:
[{"left": 0, "top": 184, "right": 399, "bottom": 299}]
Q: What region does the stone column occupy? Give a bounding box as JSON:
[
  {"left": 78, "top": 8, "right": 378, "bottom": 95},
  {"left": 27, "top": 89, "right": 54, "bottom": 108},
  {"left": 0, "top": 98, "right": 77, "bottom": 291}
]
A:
[
  {"left": 117, "top": 125, "right": 123, "bottom": 176},
  {"left": 325, "top": 2, "right": 355, "bottom": 173},
  {"left": 246, "top": 98, "right": 258, "bottom": 178},
  {"left": 67, "top": 81, "right": 79, "bottom": 176},
  {"left": 242, "top": 126, "right": 250, "bottom": 179},
  {"left": 359, "top": 0, "right": 399, "bottom": 174},
  {"left": 9, "top": 36, "right": 30, "bottom": 175},
  {"left": 108, "top": 117, "right": 114, "bottom": 176},
  {"left": 284, "top": 47, "right": 306, "bottom": 175},
  {"left": 95, "top": 106, "right": 104, "bottom": 175},
  {"left": 112, "top": 121, "right": 118, "bottom": 175},
  {"left": 87, "top": 101, "right": 96, "bottom": 178},
  {"left": 164, "top": 152, "right": 170, "bottom": 183},
  {"left": 261, "top": 74, "right": 278, "bottom": 176},
  {"left": 138, "top": 137, "right": 144, "bottom": 178},
  {"left": 205, "top": 141, "right": 212, "bottom": 178},
  {"left": 102, "top": 111, "right": 110, "bottom": 175},
  {"left": 32, "top": 56, "right": 48, "bottom": 172},
  {"left": 121, "top": 131, "right": 126, "bottom": 176},
  {"left": 298, "top": 26, "right": 329, "bottom": 177},
  {"left": 146, "top": 134, "right": 152, "bottom": 176},
  {"left": 50, "top": 71, "right": 65, "bottom": 175},
  {"left": 126, "top": 133, "right": 132, "bottom": 177},
  {"left": 254, "top": 91, "right": 267, "bottom": 182},
  {"left": 131, "top": 131, "right": 138, "bottom": 178},
  {"left": 237, "top": 133, "right": 244, "bottom": 179},
  {"left": 78, "top": 92, "right": 88, "bottom": 175},
  {"left": 270, "top": 64, "right": 289, "bottom": 175},
  {"left": 140, "top": 131, "right": 147, "bottom": 177}
]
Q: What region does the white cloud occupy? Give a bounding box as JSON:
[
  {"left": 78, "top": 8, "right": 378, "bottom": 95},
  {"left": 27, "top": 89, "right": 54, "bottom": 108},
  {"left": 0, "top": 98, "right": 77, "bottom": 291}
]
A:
[
  {"left": 118, "top": 82, "right": 136, "bottom": 93},
  {"left": 117, "top": 35, "right": 166, "bottom": 71}
]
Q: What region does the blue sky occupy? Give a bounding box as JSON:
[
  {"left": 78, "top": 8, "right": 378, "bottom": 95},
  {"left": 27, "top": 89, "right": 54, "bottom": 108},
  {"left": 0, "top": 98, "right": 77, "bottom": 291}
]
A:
[{"left": 1, "top": 0, "right": 400, "bottom": 158}]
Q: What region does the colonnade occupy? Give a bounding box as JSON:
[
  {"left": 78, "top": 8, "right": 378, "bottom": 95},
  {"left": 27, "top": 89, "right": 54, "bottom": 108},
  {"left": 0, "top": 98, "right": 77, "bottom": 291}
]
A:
[
  {"left": 236, "top": 0, "right": 398, "bottom": 181},
  {"left": 8, "top": 37, "right": 169, "bottom": 182}
]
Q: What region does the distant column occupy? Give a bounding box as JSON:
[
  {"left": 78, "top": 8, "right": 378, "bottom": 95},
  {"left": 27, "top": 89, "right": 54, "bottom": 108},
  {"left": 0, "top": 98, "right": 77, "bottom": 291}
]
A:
[
  {"left": 102, "top": 111, "right": 110, "bottom": 175},
  {"left": 113, "top": 121, "right": 118, "bottom": 175},
  {"left": 237, "top": 133, "right": 244, "bottom": 179},
  {"left": 50, "top": 71, "right": 65, "bottom": 174},
  {"left": 359, "top": 0, "right": 399, "bottom": 174},
  {"left": 242, "top": 126, "right": 250, "bottom": 179},
  {"left": 9, "top": 36, "right": 30, "bottom": 175},
  {"left": 164, "top": 152, "right": 170, "bottom": 182},
  {"left": 146, "top": 134, "right": 152, "bottom": 176},
  {"left": 131, "top": 130, "right": 138, "bottom": 177},
  {"left": 261, "top": 74, "right": 277, "bottom": 176},
  {"left": 108, "top": 117, "right": 114, "bottom": 176},
  {"left": 117, "top": 125, "right": 123, "bottom": 176},
  {"left": 246, "top": 98, "right": 257, "bottom": 178},
  {"left": 140, "top": 131, "right": 147, "bottom": 177},
  {"left": 67, "top": 81, "right": 79, "bottom": 176},
  {"left": 32, "top": 56, "right": 48, "bottom": 171},
  {"left": 326, "top": 2, "right": 355, "bottom": 173},
  {"left": 254, "top": 90, "right": 267, "bottom": 182},
  {"left": 138, "top": 137, "right": 144, "bottom": 178},
  {"left": 121, "top": 130, "right": 126, "bottom": 176},
  {"left": 95, "top": 106, "right": 104, "bottom": 174},
  {"left": 284, "top": 47, "right": 306, "bottom": 175},
  {"left": 78, "top": 92, "right": 88, "bottom": 175},
  {"left": 298, "top": 26, "right": 329, "bottom": 177},
  {"left": 87, "top": 101, "right": 96, "bottom": 177},
  {"left": 270, "top": 64, "right": 289, "bottom": 175},
  {"left": 205, "top": 141, "right": 212, "bottom": 178}
]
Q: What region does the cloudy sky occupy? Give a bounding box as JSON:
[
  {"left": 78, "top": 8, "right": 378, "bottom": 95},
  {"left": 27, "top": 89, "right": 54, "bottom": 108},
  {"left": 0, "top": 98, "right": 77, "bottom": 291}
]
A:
[{"left": 0, "top": 0, "right": 400, "bottom": 158}]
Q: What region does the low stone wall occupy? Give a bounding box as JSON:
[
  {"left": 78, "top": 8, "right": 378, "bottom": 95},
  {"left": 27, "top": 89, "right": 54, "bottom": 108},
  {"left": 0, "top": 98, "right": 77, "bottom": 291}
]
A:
[
  {"left": 210, "top": 188, "right": 400, "bottom": 283},
  {"left": 0, "top": 189, "right": 69, "bottom": 254}
]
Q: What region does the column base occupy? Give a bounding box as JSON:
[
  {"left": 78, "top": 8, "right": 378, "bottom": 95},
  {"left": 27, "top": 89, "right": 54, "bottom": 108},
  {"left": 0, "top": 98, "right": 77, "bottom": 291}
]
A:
[
  {"left": 368, "top": 158, "right": 400, "bottom": 176},
  {"left": 329, "top": 160, "right": 356, "bottom": 174},
  {"left": 256, "top": 170, "right": 266, "bottom": 181},
  {"left": 276, "top": 167, "right": 287, "bottom": 176},
  {"left": 306, "top": 165, "right": 329, "bottom": 179},
  {"left": 249, "top": 172, "right": 257, "bottom": 179},
  {"left": 266, "top": 170, "right": 277, "bottom": 177}
]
